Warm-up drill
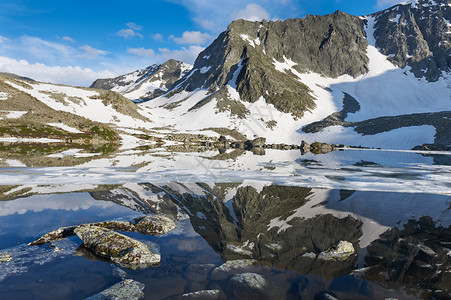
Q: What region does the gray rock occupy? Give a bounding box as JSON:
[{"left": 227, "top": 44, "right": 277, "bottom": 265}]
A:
[
  {"left": 85, "top": 279, "right": 145, "bottom": 300},
  {"left": 211, "top": 259, "right": 258, "bottom": 280},
  {"left": 318, "top": 241, "right": 355, "bottom": 261},
  {"left": 134, "top": 215, "right": 176, "bottom": 235},
  {"left": 29, "top": 226, "right": 77, "bottom": 246},
  {"left": 229, "top": 273, "right": 268, "bottom": 300},
  {"left": 230, "top": 272, "right": 267, "bottom": 290},
  {"left": 29, "top": 221, "right": 137, "bottom": 246},
  {"left": 75, "top": 225, "right": 160, "bottom": 269}
]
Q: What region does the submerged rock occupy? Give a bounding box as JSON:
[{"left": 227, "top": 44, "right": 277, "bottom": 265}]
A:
[
  {"left": 211, "top": 259, "right": 258, "bottom": 280},
  {"left": 0, "top": 252, "right": 12, "bottom": 264},
  {"left": 75, "top": 225, "right": 160, "bottom": 269},
  {"left": 230, "top": 273, "right": 269, "bottom": 300},
  {"left": 177, "top": 290, "right": 225, "bottom": 300},
  {"left": 29, "top": 226, "right": 77, "bottom": 246},
  {"left": 134, "top": 215, "right": 176, "bottom": 235},
  {"left": 318, "top": 241, "right": 355, "bottom": 261},
  {"left": 230, "top": 272, "right": 267, "bottom": 290},
  {"left": 85, "top": 279, "right": 145, "bottom": 300}
]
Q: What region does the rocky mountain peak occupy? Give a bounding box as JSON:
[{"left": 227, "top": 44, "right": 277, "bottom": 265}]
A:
[
  {"left": 175, "top": 12, "right": 368, "bottom": 118},
  {"left": 371, "top": 0, "right": 451, "bottom": 80},
  {"left": 90, "top": 59, "right": 191, "bottom": 101}
]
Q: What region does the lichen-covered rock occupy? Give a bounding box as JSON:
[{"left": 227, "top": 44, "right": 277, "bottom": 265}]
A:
[
  {"left": 28, "top": 226, "right": 77, "bottom": 246},
  {"left": 134, "top": 215, "right": 176, "bottom": 235},
  {"left": 88, "top": 221, "right": 137, "bottom": 232},
  {"left": 29, "top": 221, "right": 137, "bottom": 246},
  {"left": 177, "top": 290, "right": 225, "bottom": 300},
  {"left": 85, "top": 279, "right": 145, "bottom": 300},
  {"left": 75, "top": 225, "right": 160, "bottom": 269},
  {"left": 0, "top": 252, "right": 12, "bottom": 264},
  {"left": 318, "top": 241, "right": 355, "bottom": 261}
]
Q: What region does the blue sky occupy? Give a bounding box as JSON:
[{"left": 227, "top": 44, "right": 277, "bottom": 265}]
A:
[{"left": 0, "top": 0, "right": 402, "bottom": 86}]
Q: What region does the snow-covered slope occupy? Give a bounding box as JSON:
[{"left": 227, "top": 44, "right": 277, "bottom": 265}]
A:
[
  {"left": 91, "top": 59, "right": 192, "bottom": 101},
  {"left": 0, "top": 75, "right": 155, "bottom": 144}
]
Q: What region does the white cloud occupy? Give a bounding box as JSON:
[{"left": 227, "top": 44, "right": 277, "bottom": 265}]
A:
[
  {"left": 62, "top": 36, "right": 75, "bottom": 43},
  {"left": 376, "top": 0, "right": 404, "bottom": 9},
  {"left": 158, "top": 45, "right": 204, "bottom": 64},
  {"left": 194, "top": 18, "right": 216, "bottom": 31},
  {"left": 78, "top": 45, "right": 109, "bottom": 59},
  {"left": 171, "top": 31, "right": 213, "bottom": 45},
  {"left": 115, "top": 29, "right": 144, "bottom": 39},
  {"left": 233, "top": 4, "right": 270, "bottom": 21},
  {"left": 115, "top": 22, "right": 144, "bottom": 39},
  {"left": 127, "top": 45, "right": 203, "bottom": 64},
  {"left": 151, "top": 33, "right": 164, "bottom": 42},
  {"left": 0, "top": 35, "right": 9, "bottom": 43},
  {"left": 125, "top": 22, "right": 142, "bottom": 31},
  {"left": 19, "top": 36, "right": 74, "bottom": 62},
  {"left": 127, "top": 47, "right": 156, "bottom": 57},
  {"left": 165, "top": 0, "right": 300, "bottom": 33},
  {"left": 0, "top": 56, "right": 117, "bottom": 86}
]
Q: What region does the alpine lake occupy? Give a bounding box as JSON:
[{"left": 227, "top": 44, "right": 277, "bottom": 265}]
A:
[{"left": 0, "top": 143, "right": 450, "bottom": 300}]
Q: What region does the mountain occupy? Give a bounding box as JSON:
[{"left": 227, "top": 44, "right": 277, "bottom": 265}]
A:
[
  {"left": 90, "top": 59, "right": 192, "bottom": 101},
  {"left": 3, "top": 0, "right": 451, "bottom": 152},
  {"left": 128, "top": 0, "right": 451, "bottom": 150}
]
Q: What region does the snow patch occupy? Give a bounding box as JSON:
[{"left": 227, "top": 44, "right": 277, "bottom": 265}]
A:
[
  {"left": 0, "top": 92, "right": 9, "bottom": 100},
  {"left": 47, "top": 123, "right": 83, "bottom": 133}
]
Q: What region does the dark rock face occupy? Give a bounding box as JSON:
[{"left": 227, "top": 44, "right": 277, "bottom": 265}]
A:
[
  {"left": 90, "top": 64, "right": 160, "bottom": 90},
  {"left": 363, "top": 216, "right": 451, "bottom": 297},
  {"left": 372, "top": 0, "right": 451, "bottom": 81},
  {"left": 175, "top": 12, "right": 368, "bottom": 118},
  {"left": 159, "top": 184, "right": 363, "bottom": 278},
  {"left": 90, "top": 59, "right": 191, "bottom": 100}
]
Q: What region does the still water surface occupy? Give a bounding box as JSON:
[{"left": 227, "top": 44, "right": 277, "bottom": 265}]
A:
[{"left": 0, "top": 148, "right": 450, "bottom": 299}]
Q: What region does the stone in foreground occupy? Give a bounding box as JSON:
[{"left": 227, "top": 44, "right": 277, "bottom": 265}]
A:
[
  {"left": 134, "top": 215, "right": 176, "bottom": 235},
  {"left": 85, "top": 279, "right": 145, "bottom": 300},
  {"left": 75, "top": 225, "right": 160, "bottom": 269},
  {"left": 318, "top": 241, "right": 355, "bottom": 261},
  {"left": 0, "top": 252, "right": 12, "bottom": 264}
]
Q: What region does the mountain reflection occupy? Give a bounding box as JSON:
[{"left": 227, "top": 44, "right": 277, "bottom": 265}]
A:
[{"left": 0, "top": 182, "right": 449, "bottom": 297}]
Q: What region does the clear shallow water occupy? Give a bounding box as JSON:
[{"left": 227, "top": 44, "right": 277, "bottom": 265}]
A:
[
  {"left": 0, "top": 182, "right": 449, "bottom": 299},
  {"left": 0, "top": 148, "right": 450, "bottom": 299}
]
